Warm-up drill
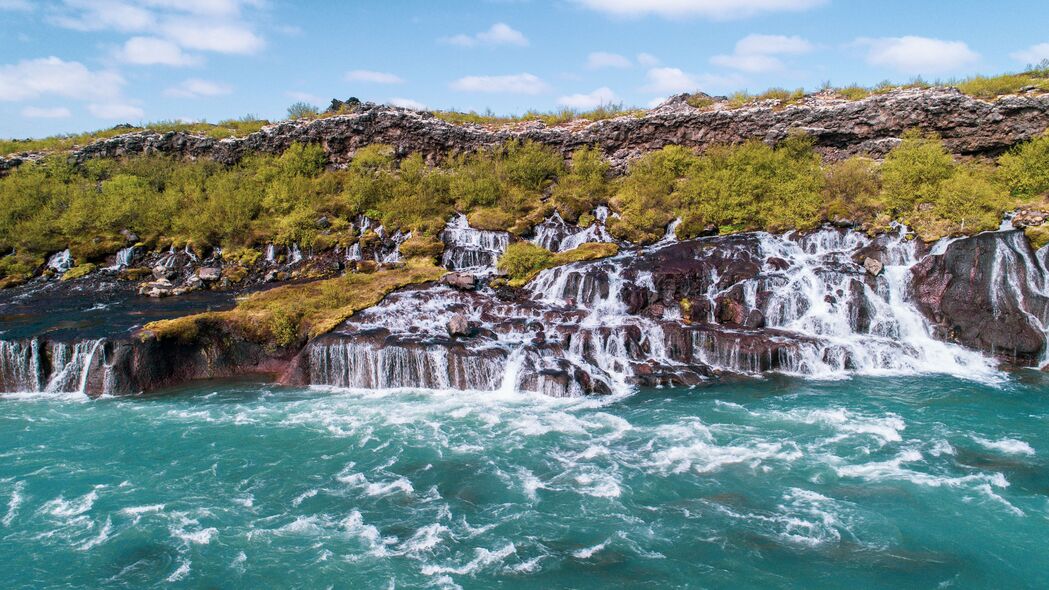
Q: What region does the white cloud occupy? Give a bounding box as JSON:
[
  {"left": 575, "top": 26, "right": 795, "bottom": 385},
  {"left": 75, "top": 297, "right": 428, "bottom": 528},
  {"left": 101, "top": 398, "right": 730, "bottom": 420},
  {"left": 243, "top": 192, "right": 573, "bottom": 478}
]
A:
[
  {"left": 642, "top": 67, "right": 745, "bottom": 93},
  {"left": 53, "top": 0, "right": 156, "bottom": 32},
  {"left": 558, "top": 86, "right": 617, "bottom": 109},
  {"left": 1011, "top": 43, "right": 1049, "bottom": 65},
  {"left": 574, "top": 0, "right": 826, "bottom": 20},
  {"left": 119, "top": 36, "right": 199, "bottom": 66},
  {"left": 858, "top": 36, "right": 979, "bottom": 74},
  {"left": 711, "top": 34, "right": 813, "bottom": 72},
  {"left": 586, "top": 51, "right": 632, "bottom": 69},
  {"left": 0, "top": 0, "right": 33, "bottom": 11},
  {"left": 646, "top": 96, "right": 668, "bottom": 108},
  {"left": 161, "top": 20, "right": 264, "bottom": 54},
  {"left": 0, "top": 57, "right": 123, "bottom": 101},
  {"left": 637, "top": 52, "right": 660, "bottom": 67},
  {"left": 389, "top": 97, "right": 426, "bottom": 110},
  {"left": 737, "top": 34, "right": 812, "bottom": 56},
  {"left": 54, "top": 0, "right": 266, "bottom": 55},
  {"left": 141, "top": 0, "right": 251, "bottom": 16},
  {"left": 164, "top": 78, "right": 232, "bottom": 98},
  {"left": 642, "top": 67, "right": 700, "bottom": 93},
  {"left": 451, "top": 73, "right": 550, "bottom": 94},
  {"left": 286, "top": 91, "right": 326, "bottom": 104},
  {"left": 21, "top": 106, "right": 72, "bottom": 118},
  {"left": 88, "top": 102, "right": 144, "bottom": 119},
  {"left": 346, "top": 70, "right": 404, "bottom": 84},
  {"left": 442, "top": 22, "right": 528, "bottom": 47}
]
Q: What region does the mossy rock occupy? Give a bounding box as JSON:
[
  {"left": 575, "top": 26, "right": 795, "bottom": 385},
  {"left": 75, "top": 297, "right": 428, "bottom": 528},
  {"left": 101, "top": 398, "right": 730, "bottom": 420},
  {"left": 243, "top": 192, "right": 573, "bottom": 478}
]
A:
[
  {"left": 399, "top": 235, "right": 445, "bottom": 260},
  {"left": 62, "top": 263, "right": 97, "bottom": 281}
]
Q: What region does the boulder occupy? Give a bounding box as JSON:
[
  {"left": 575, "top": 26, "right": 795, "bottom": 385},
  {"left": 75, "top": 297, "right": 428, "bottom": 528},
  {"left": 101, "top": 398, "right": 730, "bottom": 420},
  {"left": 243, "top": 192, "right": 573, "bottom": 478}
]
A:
[
  {"left": 152, "top": 265, "right": 176, "bottom": 280},
  {"left": 441, "top": 272, "right": 478, "bottom": 290},
  {"left": 197, "top": 267, "right": 222, "bottom": 281},
  {"left": 446, "top": 314, "right": 472, "bottom": 338},
  {"left": 863, "top": 256, "right": 884, "bottom": 276}
]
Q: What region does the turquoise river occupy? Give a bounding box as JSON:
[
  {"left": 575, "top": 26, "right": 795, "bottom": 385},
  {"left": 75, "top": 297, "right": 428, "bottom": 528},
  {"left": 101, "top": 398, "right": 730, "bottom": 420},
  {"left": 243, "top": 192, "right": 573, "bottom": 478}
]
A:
[{"left": 2, "top": 374, "right": 1048, "bottom": 588}]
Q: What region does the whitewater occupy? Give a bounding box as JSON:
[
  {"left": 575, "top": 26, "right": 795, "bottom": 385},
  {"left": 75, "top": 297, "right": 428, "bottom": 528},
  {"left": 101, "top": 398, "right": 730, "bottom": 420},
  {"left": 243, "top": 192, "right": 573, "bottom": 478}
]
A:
[{"left": 1, "top": 374, "right": 1047, "bottom": 588}]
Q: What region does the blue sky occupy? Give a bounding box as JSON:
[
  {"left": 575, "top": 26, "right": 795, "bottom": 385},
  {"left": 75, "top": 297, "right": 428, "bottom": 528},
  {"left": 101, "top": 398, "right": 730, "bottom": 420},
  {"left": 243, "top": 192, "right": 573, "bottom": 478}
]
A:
[{"left": 3, "top": 0, "right": 1049, "bottom": 139}]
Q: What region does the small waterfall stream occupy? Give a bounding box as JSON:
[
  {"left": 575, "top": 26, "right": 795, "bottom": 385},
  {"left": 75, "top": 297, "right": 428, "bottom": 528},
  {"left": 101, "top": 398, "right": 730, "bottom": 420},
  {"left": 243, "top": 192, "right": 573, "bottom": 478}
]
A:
[
  {"left": 440, "top": 214, "right": 509, "bottom": 272},
  {"left": 0, "top": 338, "right": 113, "bottom": 396}
]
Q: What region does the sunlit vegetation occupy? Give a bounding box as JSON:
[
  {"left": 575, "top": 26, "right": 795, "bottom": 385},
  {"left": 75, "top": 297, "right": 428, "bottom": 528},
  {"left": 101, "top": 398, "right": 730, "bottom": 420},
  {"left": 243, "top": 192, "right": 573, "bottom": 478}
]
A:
[
  {"left": 500, "top": 242, "right": 620, "bottom": 287},
  {"left": 0, "top": 116, "right": 270, "bottom": 156},
  {"left": 2, "top": 128, "right": 1046, "bottom": 283},
  {"left": 432, "top": 103, "right": 644, "bottom": 126},
  {"left": 143, "top": 258, "right": 445, "bottom": 347}
]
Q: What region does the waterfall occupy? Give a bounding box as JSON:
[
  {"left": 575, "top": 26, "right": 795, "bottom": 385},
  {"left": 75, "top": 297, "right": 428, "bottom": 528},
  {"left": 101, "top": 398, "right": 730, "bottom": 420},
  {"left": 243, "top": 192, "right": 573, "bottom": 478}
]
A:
[
  {"left": 309, "top": 338, "right": 506, "bottom": 391},
  {"left": 530, "top": 207, "right": 617, "bottom": 253},
  {"left": 47, "top": 249, "right": 73, "bottom": 273},
  {"left": 303, "top": 225, "right": 1019, "bottom": 397},
  {"left": 107, "top": 246, "right": 136, "bottom": 270},
  {"left": 440, "top": 214, "right": 509, "bottom": 271},
  {"left": 0, "top": 338, "right": 111, "bottom": 395}
]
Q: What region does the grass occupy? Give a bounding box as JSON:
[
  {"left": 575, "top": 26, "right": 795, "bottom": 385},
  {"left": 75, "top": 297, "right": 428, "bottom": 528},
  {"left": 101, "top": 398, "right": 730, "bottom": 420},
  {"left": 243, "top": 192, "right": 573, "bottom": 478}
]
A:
[
  {"left": 432, "top": 103, "right": 644, "bottom": 127},
  {"left": 502, "top": 242, "right": 620, "bottom": 287},
  {"left": 142, "top": 257, "right": 445, "bottom": 346},
  {"left": 0, "top": 116, "right": 270, "bottom": 157}
]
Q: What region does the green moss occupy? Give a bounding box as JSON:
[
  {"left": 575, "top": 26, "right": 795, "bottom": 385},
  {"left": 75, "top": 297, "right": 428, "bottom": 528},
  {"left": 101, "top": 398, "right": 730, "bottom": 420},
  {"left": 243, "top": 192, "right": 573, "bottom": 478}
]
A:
[
  {"left": 398, "top": 234, "right": 444, "bottom": 260},
  {"left": 1024, "top": 225, "right": 1049, "bottom": 250},
  {"left": 61, "top": 263, "right": 97, "bottom": 281},
  {"left": 143, "top": 258, "right": 445, "bottom": 347},
  {"left": 502, "top": 242, "right": 620, "bottom": 287}
]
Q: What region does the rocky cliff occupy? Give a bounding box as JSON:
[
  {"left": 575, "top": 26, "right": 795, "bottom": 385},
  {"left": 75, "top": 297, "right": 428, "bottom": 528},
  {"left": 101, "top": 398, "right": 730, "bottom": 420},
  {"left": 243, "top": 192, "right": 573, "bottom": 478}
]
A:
[{"left": 4, "top": 88, "right": 1049, "bottom": 176}]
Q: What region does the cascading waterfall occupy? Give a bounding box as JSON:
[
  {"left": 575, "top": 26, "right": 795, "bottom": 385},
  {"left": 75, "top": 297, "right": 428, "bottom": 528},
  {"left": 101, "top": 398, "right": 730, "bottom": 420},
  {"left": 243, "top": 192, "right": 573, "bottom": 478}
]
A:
[
  {"left": 47, "top": 249, "right": 73, "bottom": 273},
  {"left": 440, "top": 214, "right": 509, "bottom": 271},
  {"left": 530, "top": 207, "right": 617, "bottom": 253},
  {"left": 107, "top": 246, "right": 136, "bottom": 270},
  {"left": 0, "top": 338, "right": 112, "bottom": 395},
  {"left": 308, "top": 224, "right": 1013, "bottom": 397}
]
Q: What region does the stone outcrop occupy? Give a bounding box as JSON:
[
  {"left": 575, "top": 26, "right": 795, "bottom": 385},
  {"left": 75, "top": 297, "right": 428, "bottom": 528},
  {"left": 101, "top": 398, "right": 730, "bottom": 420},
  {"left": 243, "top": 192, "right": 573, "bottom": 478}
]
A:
[
  {"left": 910, "top": 229, "right": 1049, "bottom": 363},
  {"left": 4, "top": 88, "right": 1049, "bottom": 176}
]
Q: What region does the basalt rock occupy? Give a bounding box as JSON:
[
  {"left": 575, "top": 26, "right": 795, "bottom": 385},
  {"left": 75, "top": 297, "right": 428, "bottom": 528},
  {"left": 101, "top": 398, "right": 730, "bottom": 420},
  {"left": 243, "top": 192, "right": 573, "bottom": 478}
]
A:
[
  {"left": 910, "top": 229, "right": 1049, "bottom": 363},
  {"left": 5, "top": 89, "right": 1049, "bottom": 177}
]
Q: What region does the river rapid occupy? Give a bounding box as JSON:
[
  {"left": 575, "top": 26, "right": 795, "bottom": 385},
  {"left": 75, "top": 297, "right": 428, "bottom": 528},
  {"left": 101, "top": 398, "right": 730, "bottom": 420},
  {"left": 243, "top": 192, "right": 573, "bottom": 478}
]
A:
[{"left": 2, "top": 373, "right": 1047, "bottom": 589}]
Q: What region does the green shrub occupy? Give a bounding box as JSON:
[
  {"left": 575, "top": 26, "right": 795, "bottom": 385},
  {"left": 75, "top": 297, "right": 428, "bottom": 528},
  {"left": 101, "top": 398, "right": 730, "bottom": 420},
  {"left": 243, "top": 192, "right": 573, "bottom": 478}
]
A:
[
  {"left": 498, "top": 242, "right": 554, "bottom": 281},
  {"left": 609, "top": 145, "right": 697, "bottom": 244},
  {"left": 880, "top": 130, "right": 956, "bottom": 215},
  {"left": 673, "top": 134, "right": 824, "bottom": 234},
  {"left": 550, "top": 146, "right": 611, "bottom": 221},
  {"left": 287, "top": 102, "right": 320, "bottom": 120},
  {"left": 997, "top": 135, "right": 1049, "bottom": 199},
  {"left": 823, "top": 157, "right": 883, "bottom": 223}
]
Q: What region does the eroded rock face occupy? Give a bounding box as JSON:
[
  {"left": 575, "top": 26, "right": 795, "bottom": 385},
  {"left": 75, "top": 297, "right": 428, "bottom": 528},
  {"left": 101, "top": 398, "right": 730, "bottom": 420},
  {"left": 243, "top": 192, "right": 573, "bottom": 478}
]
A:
[
  {"left": 911, "top": 230, "right": 1049, "bottom": 363},
  {"left": 4, "top": 89, "right": 1049, "bottom": 176}
]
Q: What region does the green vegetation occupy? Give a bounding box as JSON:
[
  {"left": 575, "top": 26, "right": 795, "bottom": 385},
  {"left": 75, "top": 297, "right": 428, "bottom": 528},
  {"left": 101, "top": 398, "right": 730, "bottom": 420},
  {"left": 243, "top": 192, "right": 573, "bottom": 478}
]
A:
[
  {"left": 143, "top": 258, "right": 445, "bottom": 346},
  {"left": 2, "top": 127, "right": 1046, "bottom": 284},
  {"left": 500, "top": 242, "right": 620, "bottom": 287},
  {"left": 287, "top": 102, "right": 320, "bottom": 120},
  {"left": 432, "top": 103, "right": 644, "bottom": 127},
  {"left": 61, "top": 263, "right": 97, "bottom": 281},
  {"left": 0, "top": 116, "right": 269, "bottom": 156}
]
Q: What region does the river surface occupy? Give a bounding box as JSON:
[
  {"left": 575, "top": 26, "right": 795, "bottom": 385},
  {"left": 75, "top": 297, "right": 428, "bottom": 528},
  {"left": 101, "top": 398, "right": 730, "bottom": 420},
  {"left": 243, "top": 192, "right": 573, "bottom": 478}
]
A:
[{"left": 2, "top": 374, "right": 1048, "bottom": 589}]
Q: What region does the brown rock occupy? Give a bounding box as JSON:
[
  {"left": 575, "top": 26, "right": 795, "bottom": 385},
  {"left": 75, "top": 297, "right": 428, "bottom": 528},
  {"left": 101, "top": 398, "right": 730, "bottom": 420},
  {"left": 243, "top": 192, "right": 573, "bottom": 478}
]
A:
[{"left": 863, "top": 257, "right": 884, "bottom": 276}]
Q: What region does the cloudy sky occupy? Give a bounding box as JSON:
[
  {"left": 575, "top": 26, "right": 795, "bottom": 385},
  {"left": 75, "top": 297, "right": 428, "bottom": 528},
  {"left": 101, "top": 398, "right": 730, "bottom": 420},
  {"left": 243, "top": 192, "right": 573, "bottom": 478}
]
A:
[{"left": 2, "top": 0, "right": 1049, "bottom": 138}]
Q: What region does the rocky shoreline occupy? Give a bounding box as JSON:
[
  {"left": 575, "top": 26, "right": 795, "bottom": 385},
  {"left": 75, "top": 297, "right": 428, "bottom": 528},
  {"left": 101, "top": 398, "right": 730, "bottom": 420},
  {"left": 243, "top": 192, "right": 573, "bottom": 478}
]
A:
[{"left": 2, "top": 210, "right": 1047, "bottom": 397}]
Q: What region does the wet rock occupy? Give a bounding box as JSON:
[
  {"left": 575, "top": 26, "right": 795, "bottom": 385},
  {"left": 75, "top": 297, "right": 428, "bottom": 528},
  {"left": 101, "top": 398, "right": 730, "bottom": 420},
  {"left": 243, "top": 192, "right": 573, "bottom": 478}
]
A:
[
  {"left": 197, "top": 267, "right": 222, "bottom": 282},
  {"left": 152, "top": 265, "right": 176, "bottom": 280},
  {"left": 447, "top": 314, "right": 472, "bottom": 338},
  {"left": 910, "top": 230, "right": 1047, "bottom": 363},
  {"left": 863, "top": 256, "right": 884, "bottom": 276},
  {"left": 441, "top": 272, "right": 478, "bottom": 290}
]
